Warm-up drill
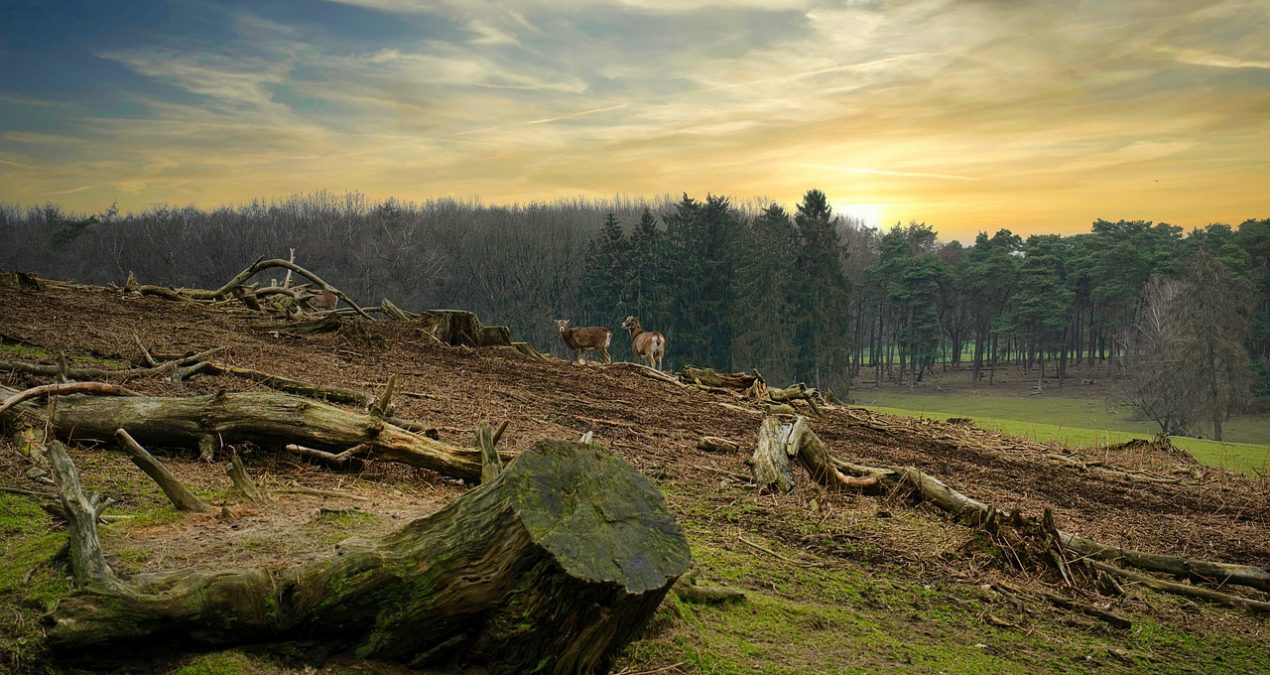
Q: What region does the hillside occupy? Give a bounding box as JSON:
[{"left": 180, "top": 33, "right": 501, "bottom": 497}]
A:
[{"left": 2, "top": 274, "right": 1268, "bottom": 673}]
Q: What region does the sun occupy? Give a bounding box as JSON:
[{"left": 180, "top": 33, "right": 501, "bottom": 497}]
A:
[{"left": 831, "top": 202, "right": 885, "bottom": 228}]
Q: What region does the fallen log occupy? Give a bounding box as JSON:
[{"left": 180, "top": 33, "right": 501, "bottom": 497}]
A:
[
  {"left": 0, "top": 385, "right": 490, "bottom": 481},
  {"left": 757, "top": 415, "right": 1270, "bottom": 608},
  {"left": 47, "top": 440, "right": 692, "bottom": 674}
]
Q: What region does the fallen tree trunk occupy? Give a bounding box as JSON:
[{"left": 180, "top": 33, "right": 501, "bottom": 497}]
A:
[
  {"left": 48, "top": 440, "right": 691, "bottom": 674},
  {"left": 755, "top": 415, "right": 1270, "bottom": 606},
  {"left": 0, "top": 385, "right": 489, "bottom": 481}
]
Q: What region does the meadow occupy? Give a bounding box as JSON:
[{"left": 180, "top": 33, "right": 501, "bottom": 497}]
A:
[{"left": 857, "top": 389, "right": 1270, "bottom": 475}]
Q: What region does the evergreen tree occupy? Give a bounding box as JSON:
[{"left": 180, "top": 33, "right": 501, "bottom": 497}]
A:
[
  {"left": 577, "top": 213, "right": 631, "bottom": 357},
  {"left": 625, "top": 208, "right": 663, "bottom": 324},
  {"left": 1011, "top": 235, "right": 1075, "bottom": 386},
  {"left": 791, "top": 189, "right": 852, "bottom": 390},
  {"left": 731, "top": 204, "right": 798, "bottom": 383},
  {"left": 662, "top": 194, "right": 741, "bottom": 369}
]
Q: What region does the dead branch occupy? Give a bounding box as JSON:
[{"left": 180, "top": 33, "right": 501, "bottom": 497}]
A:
[
  {"left": 114, "top": 428, "right": 211, "bottom": 513},
  {"left": 1082, "top": 559, "right": 1270, "bottom": 615},
  {"left": 196, "top": 362, "right": 374, "bottom": 406},
  {"left": 0, "top": 382, "right": 141, "bottom": 417},
  {"left": 0, "top": 346, "right": 226, "bottom": 382}
]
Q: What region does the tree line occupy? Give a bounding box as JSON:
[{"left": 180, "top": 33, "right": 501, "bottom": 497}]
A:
[{"left": 2, "top": 192, "right": 1266, "bottom": 436}]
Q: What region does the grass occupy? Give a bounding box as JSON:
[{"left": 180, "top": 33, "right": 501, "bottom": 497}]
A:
[
  {"left": 858, "top": 396, "right": 1270, "bottom": 475},
  {"left": 0, "top": 493, "right": 70, "bottom": 670},
  {"left": 0, "top": 341, "right": 128, "bottom": 368},
  {"left": 616, "top": 537, "right": 1270, "bottom": 674}
]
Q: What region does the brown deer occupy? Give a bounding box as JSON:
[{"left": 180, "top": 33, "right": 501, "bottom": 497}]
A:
[
  {"left": 310, "top": 289, "right": 338, "bottom": 311},
  {"left": 622, "top": 316, "right": 666, "bottom": 371},
  {"left": 556, "top": 319, "right": 612, "bottom": 365}
]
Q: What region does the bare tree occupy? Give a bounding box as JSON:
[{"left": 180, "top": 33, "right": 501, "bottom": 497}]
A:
[
  {"left": 1169, "top": 250, "right": 1255, "bottom": 440},
  {"left": 1120, "top": 252, "right": 1255, "bottom": 440},
  {"left": 1119, "top": 275, "right": 1193, "bottom": 435}
]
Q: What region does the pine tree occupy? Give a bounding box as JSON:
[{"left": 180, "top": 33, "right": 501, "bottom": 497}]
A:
[
  {"left": 661, "top": 194, "right": 740, "bottom": 369},
  {"left": 577, "top": 213, "right": 631, "bottom": 357},
  {"left": 790, "top": 189, "right": 852, "bottom": 390},
  {"left": 731, "top": 204, "right": 798, "bottom": 383}
]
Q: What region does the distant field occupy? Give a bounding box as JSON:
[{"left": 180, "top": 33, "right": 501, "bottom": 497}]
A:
[{"left": 857, "top": 391, "right": 1270, "bottom": 475}]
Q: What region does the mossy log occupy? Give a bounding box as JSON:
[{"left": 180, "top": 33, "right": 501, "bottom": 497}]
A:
[
  {"left": 0, "top": 385, "right": 487, "bottom": 481},
  {"left": 48, "top": 441, "right": 692, "bottom": 674}
]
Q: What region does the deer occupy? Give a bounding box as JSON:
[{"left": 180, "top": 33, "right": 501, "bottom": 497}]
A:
[
  {"left": 310, "top": 289, "right": 338, "bottom": 311},
  {"left": 622, "top": 315, "right": 666, "bottom": 371},
  {"left": 556, "top": 319, "right": 612, "bottom": 365}
]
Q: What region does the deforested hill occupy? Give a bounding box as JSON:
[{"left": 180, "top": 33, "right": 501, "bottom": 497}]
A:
[{"left": 1, "top": 270, "right": 1268, "bottom": 674}]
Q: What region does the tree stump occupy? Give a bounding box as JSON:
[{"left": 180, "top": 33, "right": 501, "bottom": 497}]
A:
[{"left": 49, "top": 441, "right": 691, "bottom": 674}]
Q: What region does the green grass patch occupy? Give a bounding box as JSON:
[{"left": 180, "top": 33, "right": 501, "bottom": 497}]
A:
[
  {"left": 618, "top": 537, "right": 1270, "bottom": 673},
  {"left": 863, "top": 403, "right": 1270, "bottom": 475},
  {"left": 170, "top": 650, "right": 280, "bottom": 675},
  {"left": 0, "top": 493, "right": 71, "bottom": 668},
  {"left": 0, "top": 341, "right": 127, "bottom": 368}
]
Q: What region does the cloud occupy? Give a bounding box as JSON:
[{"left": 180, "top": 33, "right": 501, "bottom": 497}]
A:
[
  {"left": 1, "top": 131, "right": 89, "bottom": 145},
  {"left": 44, "top": 185, "right": 94, "bottom": 196},
  {"left": 801, "top": 164, "right": 979, "bottom": 182},
  {"left": 1162, "top": 47, "right": 1270, "bottom": 70}
]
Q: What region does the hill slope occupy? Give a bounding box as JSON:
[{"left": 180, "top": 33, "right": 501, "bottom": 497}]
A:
[{"left": 2, "top": 276, "right": 1268, "bottom": 673}]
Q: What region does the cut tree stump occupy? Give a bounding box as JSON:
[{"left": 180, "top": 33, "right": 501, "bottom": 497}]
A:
[
  {"left": 749, "top": 417, "right": 797, "bottom": 493},
  {"left": 415, "top": 310, "right": 512, "bottom": 347},
  {"left": 47, "top": 440, "right": 692, "bottom": 674}
]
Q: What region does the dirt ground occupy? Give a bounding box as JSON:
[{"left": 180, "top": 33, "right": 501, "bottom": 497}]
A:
[{"left": 2, "top": 278, "right": 1269, "bottom": 672}]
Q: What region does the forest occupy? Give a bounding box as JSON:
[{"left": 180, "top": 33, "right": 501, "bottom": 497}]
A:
[{"left": 2, "top": 191, "right": 1266, "bottom": 439}]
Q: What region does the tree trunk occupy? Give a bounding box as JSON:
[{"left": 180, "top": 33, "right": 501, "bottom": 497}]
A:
[
  {"left": 1, "top": 386, "right": 487, "bottom": 481},
  {"left": 49, "top": 441, "right": 691, "bottom": 674}
]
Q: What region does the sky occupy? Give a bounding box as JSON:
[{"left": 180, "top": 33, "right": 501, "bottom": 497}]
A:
[{"left": 0, "top": 0, "right": 1267, "bottom": 239}]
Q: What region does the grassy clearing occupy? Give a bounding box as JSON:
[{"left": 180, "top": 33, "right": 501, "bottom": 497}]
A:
[{"left": 862, "top": 401, "right": 1270, "bottom": 475}]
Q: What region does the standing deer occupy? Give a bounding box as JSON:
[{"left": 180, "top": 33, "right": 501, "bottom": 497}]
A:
[
  {"left": 622, "top": 316, "right": 666, "bottom": 371},
  {"left": 556, "top": 319, "right": 612, "bottom": 365}
]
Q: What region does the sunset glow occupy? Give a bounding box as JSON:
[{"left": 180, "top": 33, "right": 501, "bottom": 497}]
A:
[{"left": 2, "top": 0, "right": 1267, "bottom": 239}]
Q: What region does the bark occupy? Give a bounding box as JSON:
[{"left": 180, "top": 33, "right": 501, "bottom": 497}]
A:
[
  {"left": 0, "top": 385, "right": 488, "bottom": 481},
  {"left": 48, "top": 441, "right": 691, "bottom": 674},
  {"left": 226, "top": 450, "right": 266, "bottom": 503},
  {"left": 748, "top": 417, "right": 797, "bottom": 493},
  {"left": 44, "top": 441, "right": 122, "bottom": 591},
  {"left": 697, "top": 436, "right": 739, "bottom": 453}
]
